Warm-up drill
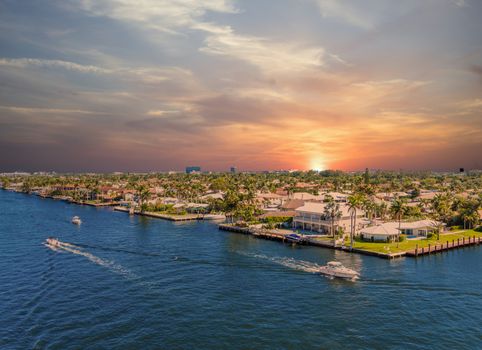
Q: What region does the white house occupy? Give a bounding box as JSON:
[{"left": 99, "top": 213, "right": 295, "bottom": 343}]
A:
[
  {"left": 293, "top": 202, "right": 365, "bottom": 234},
  {"left": 360, "top": 220, "right": 443, "bottom": 242}
]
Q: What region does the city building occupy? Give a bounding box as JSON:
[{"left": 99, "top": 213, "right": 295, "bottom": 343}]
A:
[{"left": 185, "top": 166, "right": 201, "bottom": 174}]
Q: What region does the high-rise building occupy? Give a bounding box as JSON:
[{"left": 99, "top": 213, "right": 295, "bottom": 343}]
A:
[
  {"left": 230, "top": 166, "right": 237, "bottom": 174},
  {"left": 186, "top": 166, "right": 201, "bottom": 174}
]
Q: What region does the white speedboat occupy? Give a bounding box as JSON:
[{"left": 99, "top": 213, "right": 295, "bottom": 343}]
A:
[
  {"left": 71, "top": 216, "right": 82, "bottom": 225},
  {"left": 318, "top": 261, "right": 359, "bottom": 280},
  {"left": 46, "top": 237, "right": 61, "bottom": 247}
]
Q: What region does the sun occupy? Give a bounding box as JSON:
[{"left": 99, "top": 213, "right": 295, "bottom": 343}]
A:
[{"left": 310, "top": 157, "right": 327, "bottom": 172}]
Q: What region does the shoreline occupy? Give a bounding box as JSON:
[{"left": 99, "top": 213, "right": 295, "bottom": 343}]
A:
[
  {"left": 3, "top": 188, "right": 481, "bottom": 259},
  {"left": 218, "top": 223, "right": 481, "bottom": 259}
]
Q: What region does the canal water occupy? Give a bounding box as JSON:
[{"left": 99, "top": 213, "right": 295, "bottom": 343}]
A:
[{"left": 1, "top": 190, "right": 481, "bottom": 349}]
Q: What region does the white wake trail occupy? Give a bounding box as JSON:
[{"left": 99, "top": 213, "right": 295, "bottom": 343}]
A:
[
  {"left": 46, "top": 240, "right": 140, "bottom": 281},
  {"left": 237, "top": 251, "right": 323, "bottom": 274}
]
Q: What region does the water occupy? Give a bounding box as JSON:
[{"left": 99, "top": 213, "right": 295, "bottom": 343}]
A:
[{"left": 1, "top": 190, "right": 481, "bottom": 349}]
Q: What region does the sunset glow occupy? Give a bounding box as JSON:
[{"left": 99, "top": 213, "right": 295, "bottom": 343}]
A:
[{"left": 0, "top": 1, "right": 481, "bottom": 172}]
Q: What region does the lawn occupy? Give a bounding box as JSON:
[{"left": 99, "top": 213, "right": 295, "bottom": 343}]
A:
[{"left": 351, "top": 230, "right": 482, "bottom": 254}]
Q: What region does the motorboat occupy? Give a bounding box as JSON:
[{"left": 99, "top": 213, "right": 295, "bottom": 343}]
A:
[
  {"left": 46, "top": 237, "right": 61, "bottom": 247},
  {"left": 318, "top": 261, "right": 359, "bottom": 280},
  {"left": 71, "top": 216, "right": 82, "bottom": 225},
  {"left": 285, "top": 233, "right": 303, "bottom": 243}
]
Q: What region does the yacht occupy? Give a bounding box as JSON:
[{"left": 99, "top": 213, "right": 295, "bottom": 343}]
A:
[
  {"left": 71, "top": 216, "right": 82, "bottom": 225},
  {"left": 318, "top": 261, "right": 359, "bottom": 280}
]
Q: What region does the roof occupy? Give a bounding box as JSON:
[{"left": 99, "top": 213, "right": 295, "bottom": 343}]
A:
[
  {"left": 257, "top": 192, "right": 284, "bottom": 199},
  {"left": 295, "top": 202, "right": 354, "bottom": 217},
  {"left": 361, "top": 220, "right": 444, "bottom": 236},
  {"left": 292, "top": 192, "right": 322, "bottom": 200},
  {"left": 361, "top": 223, "right": 399, "bottom": 236},
  {"left": 281, "top": 199, "right": 305, "bottom": 210}
]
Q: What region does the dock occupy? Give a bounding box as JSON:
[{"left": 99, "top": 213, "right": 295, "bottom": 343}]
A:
[{"left": 406, "top": 236, "right": 481, "bottom": 257}]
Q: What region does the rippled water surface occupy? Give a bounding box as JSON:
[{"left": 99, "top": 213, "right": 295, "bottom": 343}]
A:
[{"left": 1, "top": 190, "right": 481, "bottom": 349}]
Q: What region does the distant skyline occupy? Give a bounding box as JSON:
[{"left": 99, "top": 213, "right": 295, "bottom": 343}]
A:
[{"left": 1, "top": 0, "right": 481, "bottom": 172}]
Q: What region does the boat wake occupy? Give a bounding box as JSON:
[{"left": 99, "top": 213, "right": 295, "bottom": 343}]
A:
[
  {"left": 66, "top": 242, "right": 161, "bottom": 257},
  {"left": 237, "top": 252, "right": 323, "bottom": 274},
  {"left": 44, "top": 239, "right": 140, "bottom": 281}
]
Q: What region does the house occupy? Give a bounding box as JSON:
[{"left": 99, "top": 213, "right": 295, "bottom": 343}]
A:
[
  {"left": 360, "top": 220, "right": 443, "bottom": 242},
  {"left": 292, "top": 202, "right": 365, "bottom": 234}
]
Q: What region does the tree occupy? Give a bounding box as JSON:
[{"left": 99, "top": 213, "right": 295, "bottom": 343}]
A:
[
  {"left": 347, "top": 193, "right": 365, "bottom": 250},
  {"left": 364, "top": 168, "right": 370, "bottom": 185},
  {"left": 390, "top": 197, "right": 407, "bottom": 241},
  {"left": 324, "top": 199, "right": 342, "bottom": 237},
  {"left": 430, "top": 193, "right": 452, "bottom": 233},
  {"left": 136, "top": 184, "right": 150, "bottom": 213},
  {"left": 458, "top": 198, "right": 480, "bottom": 229}
]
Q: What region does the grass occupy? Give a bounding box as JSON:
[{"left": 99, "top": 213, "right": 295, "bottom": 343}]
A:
[{"left": 350, "top": 230, "right": 482, "bottom": 254}]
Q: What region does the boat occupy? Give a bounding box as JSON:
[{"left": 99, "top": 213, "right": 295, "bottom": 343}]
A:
[
  {"left": 71, "top": 216, "right": 82, "bottom": 225},
  {"left": 285, "top": 233, "right": 303, "bottom": 243},
  {"left": 318, "top": 261, "right": 359, "bottom": 280},
  {"left": 46, "top": 237, "right": 61, "bottom": 247}
]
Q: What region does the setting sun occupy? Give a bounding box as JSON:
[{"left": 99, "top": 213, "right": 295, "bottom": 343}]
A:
[{"left": 310, "top": 157, "right": 327, "bottom": 171}]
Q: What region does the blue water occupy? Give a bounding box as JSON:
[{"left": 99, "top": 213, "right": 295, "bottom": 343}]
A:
[{"left": 1, "top": 190, "right": 481, "bottom": 349}]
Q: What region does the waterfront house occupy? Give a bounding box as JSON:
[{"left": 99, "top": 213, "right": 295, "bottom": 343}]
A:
[
  {"left": 292, "top": 202, "right": 364, "bottom": 234},
  {"left": 360, "top": 220, "right": 444, "bottom": 242}
]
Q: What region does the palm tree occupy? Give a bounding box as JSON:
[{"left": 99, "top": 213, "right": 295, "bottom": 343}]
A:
[
  {"left": 347, "top": 193, "right": 365, "bottom": 250},
  {"left": 324, "top": 199, "right": 342, "bottom": 237},
  {"left": 459, "top": 198, "right": 480, "bottom": 229},
  {"left": 136, "top": 184, "right": 150, "bottom": 213},
  {"left": 390, "top": 197, "right": 407, "bottom": 241}
]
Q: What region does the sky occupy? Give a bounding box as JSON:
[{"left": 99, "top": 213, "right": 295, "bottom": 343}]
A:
[{"left": 0, "top": 0, "right": 481, "bottom": 172}]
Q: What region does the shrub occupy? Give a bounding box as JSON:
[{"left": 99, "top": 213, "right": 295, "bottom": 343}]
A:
[{"left": 399, "top": 234, "right": 406, "bottom": 242}]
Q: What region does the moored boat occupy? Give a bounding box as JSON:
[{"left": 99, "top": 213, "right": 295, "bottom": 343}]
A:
[
  {"left": 318, "top": 261, "right": 359, "bottom": 280},
  {"left": 285, "top": 233, "right": 303, "bottom": 243}
]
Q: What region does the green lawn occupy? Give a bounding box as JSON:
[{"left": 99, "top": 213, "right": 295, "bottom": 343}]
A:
[{"left": 351, "top": 230, "right": 482, "bottom": 254}]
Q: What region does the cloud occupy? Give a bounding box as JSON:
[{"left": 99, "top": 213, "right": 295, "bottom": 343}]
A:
[
  {"left": 72, "top": 0, "right": 330, "bottom": 75},
  {"left": 200, "top": 28, "right": 325, "bottom": 74},
  {"left": 315, "top": 0, "right": 376, "bottom": 29},
  {"left": 0, "top": 58, "right": 109, "bottom": 74},
  {"left": 0, "top": 105, "right": 107, "bottom": 115},
  {"left": 76, "top": 0, "right": 238, "bottom": 33},
  {"left": 452, "top": 0, "right": 467, "bottom": 7}
]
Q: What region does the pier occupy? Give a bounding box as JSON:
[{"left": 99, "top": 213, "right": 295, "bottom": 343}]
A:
[{"left": 406, "top": 236, "right": 481, "bottom": 257}]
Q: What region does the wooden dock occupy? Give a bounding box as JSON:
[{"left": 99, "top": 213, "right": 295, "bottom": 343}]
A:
[{"left": 406, "top": 236, "right": 481, "bottom": 257}]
